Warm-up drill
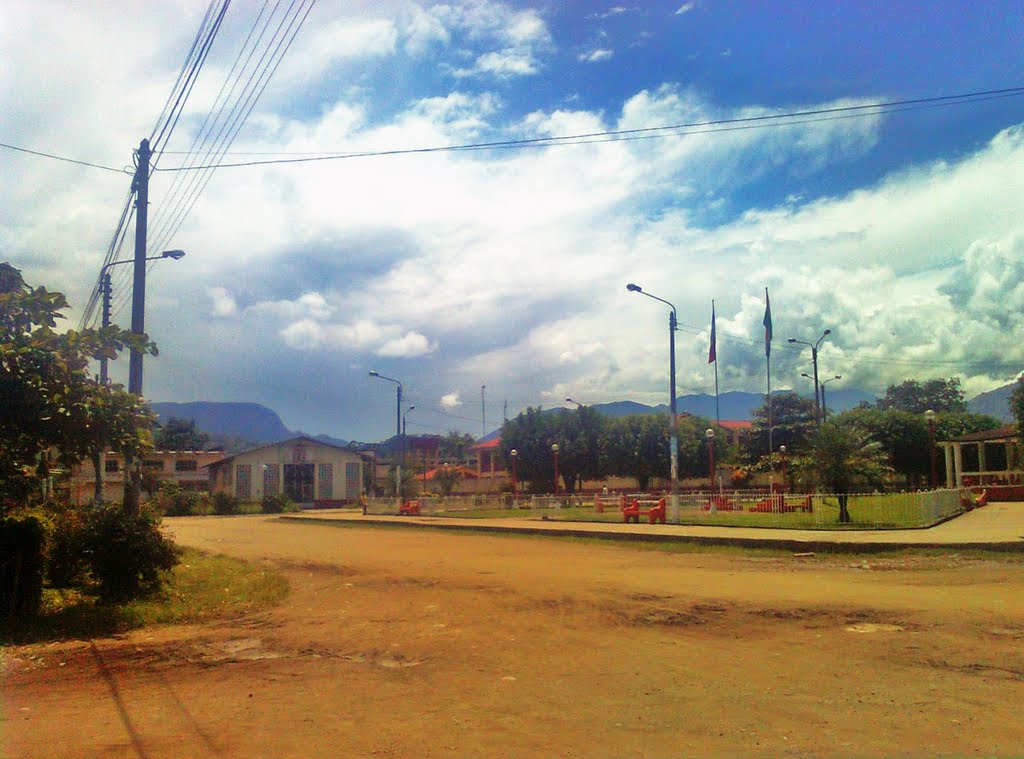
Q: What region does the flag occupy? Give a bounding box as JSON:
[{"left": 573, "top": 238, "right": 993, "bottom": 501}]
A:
[
  {"left": 708, "top": 301, "right": 717, "bottom": 364},
  {"left": 763, "top": 288, "right": 773, "bottom": 358}
]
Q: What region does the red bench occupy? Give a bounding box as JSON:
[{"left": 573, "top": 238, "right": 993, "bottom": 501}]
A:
[
  {"left": 749, "top": 494, "right": 812, "bottom": 513},
  {"left": 399, "top": 500, "right": 421, "bottom": 516},
  {"left": 701, "top": 494, "right": 739, "bottom": 511},
  {"left": 622, "top": 498, "right": 667, "bottom": 524}
]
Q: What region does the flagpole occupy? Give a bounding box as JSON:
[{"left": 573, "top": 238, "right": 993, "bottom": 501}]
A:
[
  {"left": 711, "top": 300, "right": 720, "bottom": 428},
  {"left": 763, "top": 288, "right": 774, "bottom": 467}
]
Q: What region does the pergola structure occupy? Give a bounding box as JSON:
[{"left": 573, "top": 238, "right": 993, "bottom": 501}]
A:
[{"left": 938, "top": 425, "right": 1022, "bottom": 488}]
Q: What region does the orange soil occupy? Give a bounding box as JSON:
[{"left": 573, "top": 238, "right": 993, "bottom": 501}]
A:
[{"left": 4, "top": 515, "right": 1024, "bottom": 758}]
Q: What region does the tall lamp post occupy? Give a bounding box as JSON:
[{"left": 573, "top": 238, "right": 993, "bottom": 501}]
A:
[
  {"left": 510, "top": 449, "right": 518, "bottom": 506},
  {"left": 705, "top": 428, "right": 715, "bottom": 490},
  {"left": 98, "top": 249, "right": 185, "bottom": 385},
  {"left": 788, "top": 329, "right": 831, "bottom": 422},
  {"left": 627, "top": 283, "right": 679, "bottom": 514},
  {"left": 820, "top": 375, "right": 841, "bottom": 421},
  {"left": 925, "top": 409, "right": 938, "bottom": 488},
  {"left": 370, "top": 371, "right": 404, "bottom": 500},
  {"left": 552, "top": 443, "right": 560, "bottom": 496}
]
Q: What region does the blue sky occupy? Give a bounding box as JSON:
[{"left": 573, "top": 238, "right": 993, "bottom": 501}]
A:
[{"left": 3, "top": 1, "right": 1024, "bottom": 441}]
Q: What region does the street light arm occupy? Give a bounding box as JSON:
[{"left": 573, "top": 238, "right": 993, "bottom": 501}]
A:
[
  {"left": 627, "top": 286, "right": 677, "bottom": 317},
  {"left": 368, "top": 371, "right": 402, "bottom": 389}
]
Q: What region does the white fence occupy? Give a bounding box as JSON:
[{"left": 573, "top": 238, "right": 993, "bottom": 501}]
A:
[{"left": 360, "top": 488, "right": 970, "bottom": 530}]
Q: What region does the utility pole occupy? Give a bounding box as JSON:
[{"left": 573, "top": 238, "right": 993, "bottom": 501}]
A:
[
  {"left": 128, "top": 138, "right": 150, "bottom": 396},
  {"left": 124, "top": 138, "right": 150, "bottom": 510},
  {"left": 481, "top": 384, "right": 486, "bottom": 437}
]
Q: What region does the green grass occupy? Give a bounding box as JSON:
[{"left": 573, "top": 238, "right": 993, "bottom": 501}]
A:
[
  {"left": 2, "top": 548, "right": 289, "bottom": 645},
  {"left": 425, "top": 492, "right": 947, "bottom": 530}
]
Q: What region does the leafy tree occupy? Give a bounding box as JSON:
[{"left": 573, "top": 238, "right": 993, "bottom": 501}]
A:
[
  {"left": 795, "top": 421, "right": 891, "bottom": 523},
  {"left": 439, "top": 431, "right": 475, "bottom": 464},
  {"left": 1009, "top": 377, "right": 1024, "bottom": 431},
  {"left": 154, "top": 417, "right": 209, "bottom": 451},
  {"left": 876, "top": 378, "right": 968, "bottom": 414},
  {"left": 602, "top": 414, "right": 670, "bottom": 491},
  {"left": 743, "top": 392, "right": 817, "bottom": 462},
  {"left": 553, "top": 406, "right": 606, "bottom": 493},
  {"left": 0, "top": 263, "right": 155, "bottom": 511},
  {"left": 501, "top": 407, "right": 560, "bottom": 494}
]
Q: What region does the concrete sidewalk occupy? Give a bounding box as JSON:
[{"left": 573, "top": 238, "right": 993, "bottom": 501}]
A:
[{"left": 282, "top": 501, "right": 1024, "bottom": 551}]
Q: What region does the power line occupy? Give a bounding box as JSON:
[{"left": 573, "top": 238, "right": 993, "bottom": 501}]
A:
[
  {"left": 0, "top": 141, "right": 125, "bottom": 173},
  {"left": 153, "top": 85, "right": 1024, "bottom": 171}
]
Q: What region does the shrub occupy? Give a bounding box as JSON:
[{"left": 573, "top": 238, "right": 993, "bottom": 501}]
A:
[
  {"left": 81, "top": 505, "right": 179, "bottom": 600},
  {"left": 212, "top": 492, "right": 240, "bottom": 516},
  {"left": 260, "top": 493, "right": 293, "bottom": 514},
  {"left": 46, "top": 506, "right": 89, "bottom": 588},
  {"left": 154, "top": 482, "right": 202, "bottom": 517},
  {"left": 0, "top": 513, "right": 47, "bottom": 618}
]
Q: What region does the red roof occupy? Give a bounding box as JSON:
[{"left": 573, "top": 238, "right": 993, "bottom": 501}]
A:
[
  {"left": 470, "top": 438, "right": 501, "bottom": 451},
  {"left": 718, "top": 420, "right": 753, "bottom": 431}
]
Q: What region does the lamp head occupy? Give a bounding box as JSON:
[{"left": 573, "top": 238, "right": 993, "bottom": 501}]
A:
[
  {"left": 551, "top": 443, "right": 559, "bottom": 453},
  {"left": 161, "top": 249, "right": 186, "bottom": 260},
  {"left": 510, "top": 449, "right": 517, "bottom": 457},
  {"left": 801, "top": 372, "right": 812, "bottom": 379},
  {"left": 705, "top": 428, "right": 715, "bottom": 441},
  {"left": 626, "top": 283, "right": 642, "bottom": 293},
  {"left": 924, "top": 409, "right": 936, "bottom": 422},
  {"left": 780, "top": 445, "right": 787, "bottom": 454},
  {"left": 787, "top": 338, "right": 797, "bottom": 343},
  {"left": 368, "top": 370, "right": 380, "bottom": 377},
  {"left": 823, "top": 329, "right": 831, "bottom": 336}
]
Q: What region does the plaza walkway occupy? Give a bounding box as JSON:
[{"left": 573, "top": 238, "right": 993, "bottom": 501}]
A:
[{"left": 283, "top": 500, "right": 1024, "bottom": 551}]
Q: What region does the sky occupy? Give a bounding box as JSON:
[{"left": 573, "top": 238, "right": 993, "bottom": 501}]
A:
[{"left": 3, "top": 0, "right": 1024, "bottom": 442}]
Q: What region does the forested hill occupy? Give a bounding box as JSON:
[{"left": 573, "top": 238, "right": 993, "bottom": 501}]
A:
[{"left": 150, "top": 401, "right": 346, "bottom": 448}]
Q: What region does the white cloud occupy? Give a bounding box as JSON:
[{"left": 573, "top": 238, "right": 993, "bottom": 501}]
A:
[
  {"left": 376, "top": 331, "right": 436, "bottom": 358},
  {"left": 579, "top": 48, "right": 614, "bottom": 63},
  {"left": 440, "top": 392, "right": 462, "bottom": 410},
  {"left": 207, "top": 287, "right": 237, "bottom": 317},
  {"left": 675, "top": 2, "right": 696, "bottom": 15}
]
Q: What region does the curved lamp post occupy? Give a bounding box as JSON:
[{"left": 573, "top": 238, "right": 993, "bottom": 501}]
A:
[
  {"left": 370, "top": 371, "right": 404, "bottom": 500},
  {"left": 626, "top": 283, "right": 679, "bottom": 510},
  {"left": 820, "top": 375, "right": 842, "bottom": 421},
  {"left": 551, "top": 443, "right": 560, "bottom": 496},
  {"left": 788, "top": 329, "right": 831, "bottom": 422},
  {"left": 565, "top": 397, "right": 584, "bottom": 409},
  {"left": 925, "top": 408, "right": 938, "bottom": 488},
  {"left": 98, "top": 249, "right": 185, "bottom": 385}
]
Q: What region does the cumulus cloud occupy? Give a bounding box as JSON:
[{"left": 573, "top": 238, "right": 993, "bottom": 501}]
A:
[
  {"left": 579, "top": 48, "right": 614, "bottom": 63},
  {"left": 440, "top": 392, "right": 462, "bottom": 410},
  {"left": 207, "top": 287, "right": 237, "bottom": 317},
  {"left": 675, "top": 2, "right": 697, "bottom": 14}
]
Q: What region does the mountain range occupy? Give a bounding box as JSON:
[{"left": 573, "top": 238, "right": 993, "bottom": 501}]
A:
[{"left": 154, "top": 382, "right": 1016, "bottom": 449}]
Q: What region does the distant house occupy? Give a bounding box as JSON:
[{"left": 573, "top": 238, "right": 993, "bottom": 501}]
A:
[
  {"left": 65, "top": 450, "right": 223, "bottom": 505},
  {"left": 717, "top": 420, "right": 753, "bottom": 447},
  {"left": 206, "top": 437, "right": 366, "bottom": 507},
  {"left": 937, "top": 425, "right": 1022, "bottom": 488}
]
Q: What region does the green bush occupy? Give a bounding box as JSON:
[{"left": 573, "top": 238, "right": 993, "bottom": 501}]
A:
[
  {"left": 154, "top": 482, "right": 200, "bottom": 517},
  {"left": 46, "top": 506, "right": 89, "bottom": 588},
  {"left": 261, "top": 493, "right": 294, "bottom": 513},
  {"left": 81, "top": 505, "right": 179, "bottom": 600},
  {"left": 212, "top": 492, "right": 240, "bottom": 515},
  {"left": 0, "top": 513, "right": 48, "bottom": 618}
]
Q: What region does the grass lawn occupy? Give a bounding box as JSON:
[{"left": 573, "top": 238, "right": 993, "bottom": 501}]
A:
[
  {"left": 2, "top": 548, "right": 289, "bottom": 645},
  {"left": 426, "top": 492, "right": 945, "bottom": 530}
]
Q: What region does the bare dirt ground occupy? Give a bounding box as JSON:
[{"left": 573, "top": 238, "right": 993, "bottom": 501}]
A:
[{"left": 4, "top": 515, "right": 1024, "bottom": 758}]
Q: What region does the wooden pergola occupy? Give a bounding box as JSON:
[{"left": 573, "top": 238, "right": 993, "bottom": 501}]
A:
[{"left": 938, "top": 425, "right": 1022, "bottom": 488}]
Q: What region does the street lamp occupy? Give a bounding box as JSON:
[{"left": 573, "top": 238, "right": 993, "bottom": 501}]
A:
[
  {"left": 779, "top": 445, "right": 787, "bottom": 494},
  {"left": 820, "top": 375, "right": 842, "bottom": 421},
  {"left": 510, "top": 449, "right": 518, "bottom": 505},
  {"left": 551, "top": 443, "right": 560, "bottom": 496},
  {"left": 705, "top": 428, "right": 715, "bottom": 490},
  {"left": 925, "top": 409, "right": 938, "bottom": 488},
  {"left": 565, "top": 397, "right": 583, "bottom": 409},
  {"left": 626, "top": 283, "right": 679, "bottom": 512},
  {"left": 788, "top": 329, "right": 831, "bottom": 422},
  {"left": 370, "top": 371, "right": 404, "bottom": 501},
  {"left": 98, "top": 249, "right": 185, "bottom": 385}
]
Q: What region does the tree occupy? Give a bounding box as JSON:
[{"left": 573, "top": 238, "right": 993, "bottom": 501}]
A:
[
  {"left": 154, "top": 417, "right": 209, "bottom": 451},
  {"left": 0, "top": 263, "right": 156, "bottom": 511},
  {"left": 1010, "top": 377, "right": 1024, "bottom": 432},
  {"left": 796, "top": 421, "right": 891, "bottom": 523},
  {"left": 876, "top": 378, "right": 968, "bottom": 414},
  {"left": 602, "top": 414, "right": 670, "bottom": 491},
  {"left": 553, "top": 406, "right": 606, "bottom": 493},
  {"left": 743, "top": 392, "right": 817, "bottom": 462},
  {"left": 501, "top": 407, "right": 558, "bottom": 494},
  {"left": 439, "top": 431, "right": 475, "bottom": 464}
]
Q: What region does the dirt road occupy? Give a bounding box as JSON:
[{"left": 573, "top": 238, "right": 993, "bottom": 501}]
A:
[{"left": 5, "top": 515, "right": 1024, "bottom": 757}]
